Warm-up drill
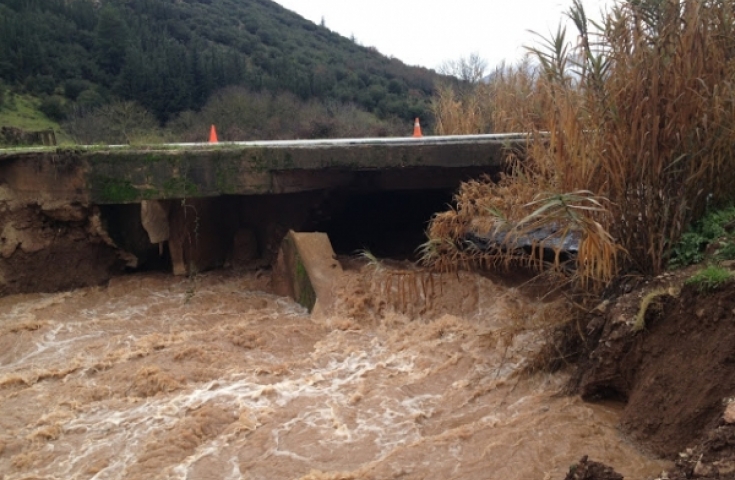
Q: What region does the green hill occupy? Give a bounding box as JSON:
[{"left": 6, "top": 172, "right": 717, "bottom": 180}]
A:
[{"left": 0, "top": 0, "right": 447, "bottom": 137}]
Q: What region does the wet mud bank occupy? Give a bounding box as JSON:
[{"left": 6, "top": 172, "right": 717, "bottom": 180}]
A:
[
  {"left": 569, "top": 268, "right": 735, "bottom": 479},
  {"left": 0, "top": 203, "right": 122, "bottom": 296}
]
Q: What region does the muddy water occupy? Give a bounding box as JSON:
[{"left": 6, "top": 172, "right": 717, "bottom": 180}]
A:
[{"left": 0, "top": 266, "right": 668, "bottom": 480}]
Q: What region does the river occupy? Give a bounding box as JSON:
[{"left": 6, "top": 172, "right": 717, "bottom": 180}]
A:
[{"left": 0, "top": 265, "right": 668, "bottom": 479}]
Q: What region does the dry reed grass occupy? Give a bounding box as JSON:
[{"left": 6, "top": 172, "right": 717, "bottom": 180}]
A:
[{"left": 427, "top": 0, "right": 735, "bottom": 291}]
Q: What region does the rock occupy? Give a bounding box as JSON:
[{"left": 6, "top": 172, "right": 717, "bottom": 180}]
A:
[
  {"left": 563, "top": 456, "right": 623, "bottom": 480},
  {"left": 41, "top": 202, "right": 88, "bottom": 222},
  {"left": 716, "top": 460, "right": 735, "bottom": 475},
  {"left": 0, "top": 126, "right": 56, "bottom": 146},
  {"left": 724, "top": 402, "right": 735, "bottom": 424},
  {"left": 1, "top": 220, "right": 51, "bottom": 257},
  {"left": 693, "top": 458, "right": 712, "bottom": 477}
]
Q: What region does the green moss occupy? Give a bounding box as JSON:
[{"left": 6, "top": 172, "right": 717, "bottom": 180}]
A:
[
  {"left": 214, "top": 157, "right": 239, "bottom": 194},
  {"left": 249, "top": 151, "right": 270, "bottom": 173},
  {"left": 248, "top": 148, "right": 298, "bottom": 172},
  {"left": 163, "top": 177, "right": 199, "bottom": 198},
  {"left": 95, "top": 176, "right": 140, "bottom": 203},
  {"left": 142, "top": 153, "right": 164, "bottom": 163},
  {"left": 294, "top": 255, "right": 317, "bottom": 311}
]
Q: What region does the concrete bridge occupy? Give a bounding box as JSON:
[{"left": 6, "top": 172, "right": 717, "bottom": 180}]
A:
[{"left": 0, "top": 134, "right": 527, "bottom": 295}]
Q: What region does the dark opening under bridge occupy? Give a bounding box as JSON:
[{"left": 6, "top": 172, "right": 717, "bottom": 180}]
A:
[{"left": 0, "top": 134, "right": 528, "bottom": 295}]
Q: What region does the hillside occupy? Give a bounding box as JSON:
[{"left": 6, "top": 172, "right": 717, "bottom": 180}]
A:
[{"left": 0, "top": 0, "right": 448, "bottom": 137}]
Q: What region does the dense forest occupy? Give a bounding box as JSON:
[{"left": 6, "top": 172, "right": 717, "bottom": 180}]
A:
[{"left": 0, "top": 0, "right": 450, "bottom": 142}]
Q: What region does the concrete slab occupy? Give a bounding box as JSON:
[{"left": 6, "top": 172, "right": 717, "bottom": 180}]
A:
[
  {"left": 272, "top": 231, "right": 343, "bottom": 316},
  {"left": 0, "top": 134, "right": 522, "bottom": 204}
]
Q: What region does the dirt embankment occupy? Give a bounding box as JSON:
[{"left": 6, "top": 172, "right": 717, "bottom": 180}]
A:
[
  {"left": 0, "top": 203, "right": 123, "bottom": 296},
  {"left": 570, "top": 266, "right": 735, "bottom": 479}
]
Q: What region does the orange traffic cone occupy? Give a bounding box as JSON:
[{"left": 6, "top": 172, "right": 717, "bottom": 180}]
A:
[
  {"left": 209, "top": 124, "right": 218, "bottom": 143},
  {"left": 412, "top": 118, "right": 422, "bottom": 137}
]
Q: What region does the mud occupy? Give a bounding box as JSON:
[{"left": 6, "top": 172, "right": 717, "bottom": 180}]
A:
[
  {"left": 0, "top": 264, "right": 668, "bottom": 480},
  {"left": 569, "top": 263, "right": 735, "bottom": 479},
  {"left": 0, "top": 205, "right": 122, "bottom": 296},
  {"left": 564, "top": 456, "right": 624, "bottom": 480}
]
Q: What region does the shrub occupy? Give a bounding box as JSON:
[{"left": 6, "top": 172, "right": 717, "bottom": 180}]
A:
[
  {"left": 76, "top": 89, "right": 106, "bottom": 111},
  {"left": 63, "top": 79, "right": 93, "bottom": 101},
  {"left": 39, "top": 95, "right": 67, "bottom": 122},
  {"left": 685, "top": 265, "right": 734, "bottom": 292},
  {"left": 669, "top": 205, "right": 735, "bottom": 268},
  {"left": 64, "top": 101, "right": 159, "bottom": 144}
]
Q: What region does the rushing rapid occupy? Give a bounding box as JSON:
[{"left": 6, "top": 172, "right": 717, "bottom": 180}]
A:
[{"left": 0, "top": 266, "right": 668, "bottom": 479}]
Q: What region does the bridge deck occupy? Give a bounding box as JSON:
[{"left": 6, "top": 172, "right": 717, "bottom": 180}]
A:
[{"left": 0, "top": 134, "right": 527, "bottom": 204}]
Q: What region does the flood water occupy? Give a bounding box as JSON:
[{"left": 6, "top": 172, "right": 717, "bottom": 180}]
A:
[{"left": 0, "top": 264, "right": 669, "bottom": 479}]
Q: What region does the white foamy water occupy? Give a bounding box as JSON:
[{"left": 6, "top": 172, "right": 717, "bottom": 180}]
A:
[{"left": 0, "top": 267, "right": 669, "bottom": 479}]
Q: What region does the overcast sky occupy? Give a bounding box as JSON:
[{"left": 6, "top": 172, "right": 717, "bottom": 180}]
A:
[{"left": 273, "top": 0, "right": 613, "bottom": 72}]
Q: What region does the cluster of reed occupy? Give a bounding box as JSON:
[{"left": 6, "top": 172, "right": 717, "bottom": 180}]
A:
[{"left": 427, "top": 0, "right": 735, "bottom": 291}]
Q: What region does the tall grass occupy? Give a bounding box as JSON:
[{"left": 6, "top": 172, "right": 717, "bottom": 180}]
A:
[
  {"left": 426, "top": 0, "right": 735, "bottom": 289},
  {"left": 432, "top": 59, "right": 547, "bottom": 135}
]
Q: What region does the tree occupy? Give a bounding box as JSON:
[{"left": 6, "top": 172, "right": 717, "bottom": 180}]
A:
[
  {"left": 39, "top": 95, "right": 66, "bottom": 122},
  {"left": 65, "top": 101, "right": 159, "bottom": 144},
  {"left": 439, "top": 53, "right": 488, "bottom": 84},
  {"left": 99, "top": 101, "right": 158, "bottom": 143},
  {"left": 94, "top": 5, "right": 128, "bottom": 77}
]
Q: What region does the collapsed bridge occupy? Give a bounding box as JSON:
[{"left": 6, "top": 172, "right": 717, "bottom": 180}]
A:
[{"left": 0, "top": 134, "right": 527, "bottom": 295}]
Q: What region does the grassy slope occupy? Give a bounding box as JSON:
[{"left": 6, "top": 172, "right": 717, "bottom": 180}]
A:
[
  {"left": 0, "top": 92, "right": 76, "bottom": 144},
  {"left": 0, "top": 94, "right": 57, "bottom": 131}
]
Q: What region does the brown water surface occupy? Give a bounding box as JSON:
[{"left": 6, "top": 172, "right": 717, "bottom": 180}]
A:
[{"left": 0, "top": 267, "right": 668, "bottom": 479}]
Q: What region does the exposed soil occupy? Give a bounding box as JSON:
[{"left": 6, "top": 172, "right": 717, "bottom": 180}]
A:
[
  {"left": 0, "top": 205, "right": 123, "bottom": 296},
  {"left": 571, "top": 263, "right": 735, "bottom": 479},
  {"left": 564, "top": 456, "right": 624, "bottom": 480}
]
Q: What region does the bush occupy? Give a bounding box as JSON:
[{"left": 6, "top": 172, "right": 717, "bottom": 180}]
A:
[
  {"left": 63, "top": 79, "right": 94, "bottom": 101},
  {"left": 39, "top": 95, "right": 67, "bottom": 122},
  {"left": 64, "top": 101, "right": 159, "bottom": 144},
  {"left": 669, "top": 206, "right": 735, "bottom": 268},
  {"left": 685, "top": 265, "right": 734, "bottom": 292},
  {"left": 76, "top": 89, "right": 105, "bottom": 110}
]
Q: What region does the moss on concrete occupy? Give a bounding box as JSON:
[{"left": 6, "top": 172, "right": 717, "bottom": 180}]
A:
[
  {"left": 5, "top": 138, "right": 513, "bottom": 204},
  {"left": 294, "top": 255, "right": 317, "bottom": 311},
  {"left": 94, "top": 176, "right": 140, "bottom": 203},
  {"left": 162, "top": 177, "right": 199, "bottom": 198}
]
